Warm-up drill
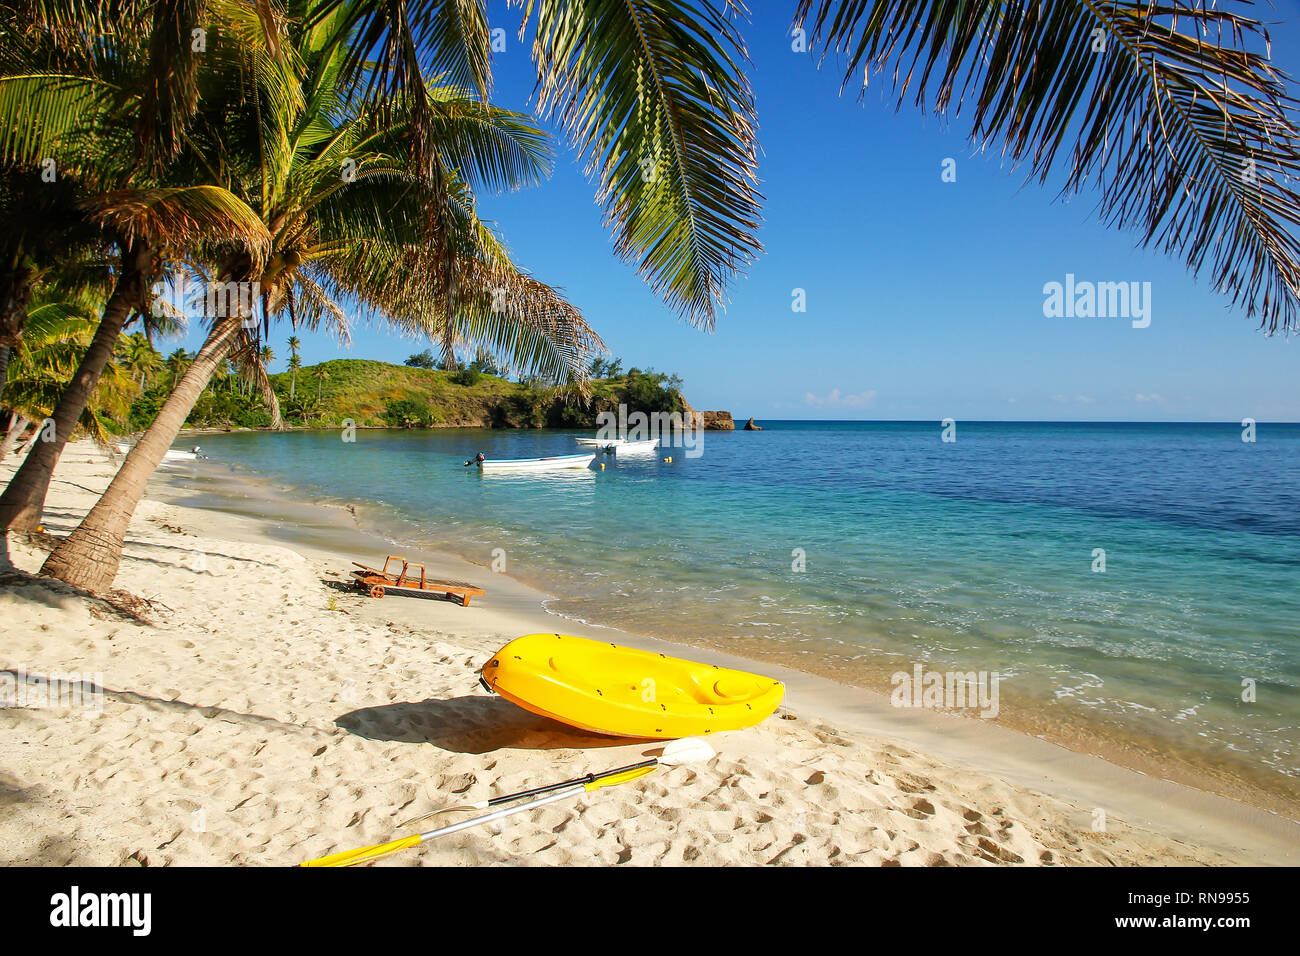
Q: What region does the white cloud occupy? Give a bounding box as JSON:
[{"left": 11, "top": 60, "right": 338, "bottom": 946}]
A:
[
  {"left": 1075, "top": 394, "right": 1096, "bottom": 405},
  {"left": 804, "top": 388, "right": 878, "bottom": 408},
  {"left": 1134, "top": 393, "right": 1164, "bottom": 403}
]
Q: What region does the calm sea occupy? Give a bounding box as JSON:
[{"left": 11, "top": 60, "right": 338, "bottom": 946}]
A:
[{"left": 183, "top": 421, "right": 1300, "bottom": 808}]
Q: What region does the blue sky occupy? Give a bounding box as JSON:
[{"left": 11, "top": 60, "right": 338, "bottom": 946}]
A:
[{"left": 170, "top": 2, "right": 1300, "bottom": 422}]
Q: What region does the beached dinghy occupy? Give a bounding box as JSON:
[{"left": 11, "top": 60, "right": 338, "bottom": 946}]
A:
[
  {"left": 480, "top": 633, "right": 785, "bottom": 738},
  {"left": 469, "top": 452, "right": 595, "bottom": 472},
  {"left": 117, "top": 444, "right": 202, "bottom": 461}
]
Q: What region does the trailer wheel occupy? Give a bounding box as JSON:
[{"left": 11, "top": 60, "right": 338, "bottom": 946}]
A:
[{"left": 369, "top": 585, "right": 385, "bottom": 599}]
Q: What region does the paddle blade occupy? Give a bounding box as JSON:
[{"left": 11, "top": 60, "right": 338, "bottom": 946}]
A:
[
  {"left": 300, "top": 833, "right": 422, "bottom": 868},
  {"left": 659, "top": 737, "right": 715, "bottom": 765},
  {"left": 399, "top": 802, "right": 486, "bottom": 829},
  {"left": 584, "top": 765, "right": 656, "bottom": 791}
]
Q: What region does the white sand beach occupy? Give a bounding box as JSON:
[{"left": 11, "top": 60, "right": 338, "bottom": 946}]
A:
[{"left": 1, "top": 442, "right": 1296, "bottom": 866}]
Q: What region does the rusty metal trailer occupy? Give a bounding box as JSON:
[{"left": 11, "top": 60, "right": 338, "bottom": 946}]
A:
[{"left": 351, "top": 556, "right": 485, "bottom": 607}]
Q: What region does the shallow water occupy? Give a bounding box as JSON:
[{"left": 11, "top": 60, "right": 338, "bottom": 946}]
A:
[{"left": 183, "top": 421, "right": 1300, "bottom": 807}]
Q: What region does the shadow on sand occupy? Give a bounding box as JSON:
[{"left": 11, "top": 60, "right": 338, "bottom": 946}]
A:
[{"left": 335, "top": 695, "right": 650, "bottom": 754}]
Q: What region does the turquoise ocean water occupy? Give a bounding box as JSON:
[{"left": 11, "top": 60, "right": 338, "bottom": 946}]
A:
[{"left": 184, "top": 421, "right": 1300, "bottom": 806}]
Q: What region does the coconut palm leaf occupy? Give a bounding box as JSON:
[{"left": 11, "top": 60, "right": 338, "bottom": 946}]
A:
[
  {"left": 522, "top": 0, "right": 763, "bottom": 329},
  {"left": 314, "top": 0, "right": 493, "bottom": 103},
  {"left": 794, "top": 0, "right": 1300, "bottom": 333},
  {"left": 133, "top": 0, "right": 208, "bottom": 172},
  {"left": 230, "top": 326, "right": 285, "bottom": 428},
  {"left": 322, "top": 237, "right": 604, "bottom": 389},
  {"left": 3, "top": 297, "right": 135, "bottom": 441},
  {"left": 422, "top": 84, "right": 555, "bottom": 194},
  {"left": 81, "top": 186, "right": 273, "bottom": 268},
  {"left": 265, "top": 269, "right": 351, "bottom": 344},
  {"left": 0, "top": 73, "right": 124, "bottom": 166}
]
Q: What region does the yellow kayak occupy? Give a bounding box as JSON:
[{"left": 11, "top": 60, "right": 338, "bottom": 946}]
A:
[{"left": 480, "top": 633, "right": 785, "bottom": 739}]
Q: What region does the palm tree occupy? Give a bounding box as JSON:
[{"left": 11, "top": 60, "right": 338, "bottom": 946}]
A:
[
  {"left": 314, "top": 364, "right": 329, "bottom": 403},
  {"left": 163, "top": 348, "right": 192, "bottom": 391},
  {"left": 117, "top": 332, "right": 162, "bottom": 392},
  {"left": 0, "top": 1, "right": 273, "bottom": 531},
  {"left": 286, "top": 336, "right": 301, "bottom": 400},
  {"left": 2, "top": 296, "right": 134, "bottom": 461},
  {"left": 40, "top": 1, "right": 603, "bottom": 591},
  {"left": 0, "top": 170, "right": 106, "bottom": 401}
]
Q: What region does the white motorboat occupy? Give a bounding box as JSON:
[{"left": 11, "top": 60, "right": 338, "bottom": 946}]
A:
[
  {"left": 611, "top": 438, "right": 660, "bottom": 453},
  {"left": 117, "top": 444, "right": 202, "bottom": 461},
  {"left": 575, "top": 437, "right": 660, "bottom": 452},
  {"left": 472, "top": 452, "right": 596, "bottom": 472}
]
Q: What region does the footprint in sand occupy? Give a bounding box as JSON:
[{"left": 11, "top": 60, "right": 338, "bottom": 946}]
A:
[
  {"left": 906, "top": 798, "right": 936, "bottom": 819},
  {"left": 975, "top": 836, "right": 1024, "bottom": 864},
  {"left": 893, "top": 774, "right": 936, "bottom": 795},
  {"left": 435, "top": 772, "right": 477, "bottom": 795}
]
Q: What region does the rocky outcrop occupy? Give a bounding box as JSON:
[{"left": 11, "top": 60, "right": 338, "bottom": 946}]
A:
[
  {"left": 700, "top": 411, "right": 735, "bottom": 430},
  {"left": 678, "top": 396, "right": 735, "bottom": 430},
  {"left": 743, "top": 417, "right": 762, "bottom": 430}
]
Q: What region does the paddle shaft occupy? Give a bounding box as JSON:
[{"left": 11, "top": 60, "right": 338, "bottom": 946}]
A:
[
  {"left": 416, "top": 765, "right": 655, "bottom": 843},
  {"left": 484, "top": 758, "right": 658, "bottom": 808},
  {"left": 416, "top": 784, "right": 585, "bottom": 844}
]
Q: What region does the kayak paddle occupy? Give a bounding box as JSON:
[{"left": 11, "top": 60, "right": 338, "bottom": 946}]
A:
[
  {"left": 398, "top": 738, "right": 716, "bottom": 829},
  {"left": 398, "top": 757, "right": 657, "bottom": 829},
  {"left": 300, "top": 764, "right": 655, "bottom": 867}
]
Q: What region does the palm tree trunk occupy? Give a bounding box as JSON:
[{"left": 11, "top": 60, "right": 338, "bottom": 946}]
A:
[
  {"left": 440, "top": 329, "right": 458, "bottom": 371},
  {"left": 0, "top": 345, "right": 10, "bottom": 404},
  {"left": 40, "top": 315, "right": 243, "bottom": 591},
  {"left": 0, "top": 242, "right": 151, "bottom": 532},
  {"left": 0, "top": 412, "right": 30, "bottom": 463}
]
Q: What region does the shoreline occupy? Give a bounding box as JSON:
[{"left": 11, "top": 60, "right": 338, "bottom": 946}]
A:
[{"left": 2, "top": 442, "right": 1297, "bottom": 865}]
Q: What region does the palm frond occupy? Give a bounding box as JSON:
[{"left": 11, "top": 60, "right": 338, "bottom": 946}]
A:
[
  {"left": 795, "top": 0, "right": 1300, "bottom": 333},
  {"left": 230, "top": 326, "right": 285, "bottom": 429},
  {"left": 424, "top": 84, "right": 555, "bottom": 193},
  {"left": 522, "top": 0, "right": 763, "bottom": 328},
  {"left": 318, "top": 233, "right": 603, "bottom": 389},
  {"left": 0, "top": 73, "right": 124, "bottom": 166},
  {"left": 267, "top": 270, "right": 350, "bottom": 344},
  {"left": 135, "top": 0, "right": 208, "bottom": 172},
  {"left": 439, "top": 261, "right": 606, "bottom": 393},
  {"left": 81, "top": 186, "right": 273, "bottom": 267},
  {"left": 317, "top": 0, "right": 493, "bottom": 102}
]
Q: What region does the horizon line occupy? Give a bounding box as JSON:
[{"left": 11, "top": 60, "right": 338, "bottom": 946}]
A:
[{"left": 740, "top": 417, "right": 1299, "bottom": 425}]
